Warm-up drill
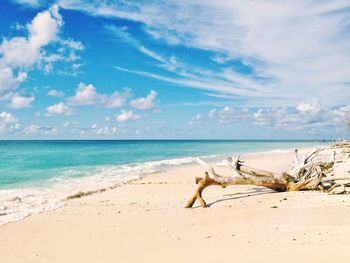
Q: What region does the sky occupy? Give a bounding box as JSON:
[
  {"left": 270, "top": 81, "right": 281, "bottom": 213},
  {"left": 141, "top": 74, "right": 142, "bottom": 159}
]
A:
[{"left": 0, "top": 0, "right": 349, "bottom": 139}]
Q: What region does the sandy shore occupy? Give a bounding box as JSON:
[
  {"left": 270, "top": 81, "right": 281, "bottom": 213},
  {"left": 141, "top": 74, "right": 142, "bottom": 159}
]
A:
[{"left": 1, "top": 147, "right": 350, "bottom": 262}]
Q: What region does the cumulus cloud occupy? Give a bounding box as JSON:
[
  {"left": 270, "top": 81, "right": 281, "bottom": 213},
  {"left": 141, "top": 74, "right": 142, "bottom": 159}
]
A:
[
  {"left": 254, "top": 108, "right": 289, "bottom": 127},
  {"left": 216, "top": 106, "right": 251, "bottom": 124},
  {"left": 116, "top": 110, "right": 140, "bottom": 123},
  {"left": 68, "top": 82, "right": 129, "bottom": 108},
  {"left": 68, "top": 83, "right": 99, "bottom": 105},
  {"left": 0, "top": 5, "right": 83, "bottom": 102},
  {"left": 107, "top": 91, "right": 129, "bottom": 108},
  {"left": 254, "top": 100, "right": 350, "bottom": 132},
  {"left": 333, "top": 105, "right": 350, "bottom": 123},
  {"left": 45, "top": 102, "right": 75, "bottom": 116},
  {"left": 6, "top": 93, "right": 34, "bottom": 109},
  {"left": 204, "top": 100, "right": 350, "bottom": 134},
  {"left": 0, "top": 68, "right": 27, "bottom": 98},
  {"left": 47, "top": 89, "right": 65, "bottom": 97},
  {"left": 0, "top": 111, "right": 18, "bottom": 123},
  {"left": 129, "top": 90, "right": 157, "bottom": 110},
  {"left": 0, "top": 112, "right": 21, "bottom": 134},
  {"left": 0, "top": 5, "right": 62, "bottom": 70},
  {"left": 296, "top": 99, "right": 322, "bottom": 115}
]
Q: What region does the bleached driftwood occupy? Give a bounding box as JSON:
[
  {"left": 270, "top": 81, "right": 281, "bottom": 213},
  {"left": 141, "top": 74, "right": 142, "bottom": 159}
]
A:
[{"left": 185, "top": 146, "right": 343, "bottom": 208}]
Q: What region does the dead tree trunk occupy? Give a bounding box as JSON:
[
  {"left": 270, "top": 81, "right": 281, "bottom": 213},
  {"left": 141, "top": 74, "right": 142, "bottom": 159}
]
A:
[{"left": 185, "top": 147, "right": 339, "bottom": 208}]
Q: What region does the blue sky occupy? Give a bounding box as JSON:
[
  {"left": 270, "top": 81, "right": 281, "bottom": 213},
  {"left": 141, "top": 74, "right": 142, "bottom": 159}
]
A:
[{"left": 0, "top": 0, "right": 349, "bottom": 139}]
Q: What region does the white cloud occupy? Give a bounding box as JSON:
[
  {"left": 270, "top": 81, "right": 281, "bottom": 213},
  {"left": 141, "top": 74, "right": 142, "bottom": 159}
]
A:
[
  {"left": 24, "top": 124, "right": 57, "bottom": 135},
  {"left": 6, "top": 93, "right": 35, "bottom": 109},
  {"left": 68, "top": 82, "right": 128, "bottom": 108},
  {"left": 211, "top": 54, "right": 230, "bottom": 64},
  {"left": 68, "top": 83, "right": 99, "bottom": 105},
  {"left": 63, "top": 120, "right": 79, "bottom": 128},
  {"left": 139, "top": 46, "right": 167, "bottom": 64},
  {"left": 0, "top": 112, "right": 21, "bottom": 134},
  {"left": 105, "top": 25, "right": 140, "bottom": 47},
  {"left": 11, "top": 0, "right": 43, "bottom": 7},
  {"left": 201, "top": 100, "right": 350, "bottom": 135},
  {"left": 107, "top": 91, "right": 129, "bottom": 108},
  {"left": 45, "top": 102, "right": 75, "bottom": 116},
  {"left": 130, "top": 90, "right": 157, "bottom": 110},
  {"left": 0, "top": 5, "right": 83, "bottom": 101},
  {"left": 254, "top": 100, "right": 350, "bottom": 132},
  {"left": 296, "top": 99, "right": 322, "bottom": 115},
  {"left": 0, "top": 111, "right": 18, "bottom": 123},
  {"left": 113, "top": 65, "right": 268, "bottom": 99},
  {"left": 189, "top": 114, "right": 202, "bottom": 125},
  {"left": 116, "top": 110, "right": 140, "bottom": 123},
  {"left": 216, "top": 106, "right": 251, "bottom": 124},
  {"left": 208, "top": 109, "right": 216, "bottom": 118},
  {"left": 0, "top": 5, "right": 62, "bottom": 70},
  {"left": 47, "top": 89, "right": 65, "bottom": 97},
  {"left": 51, "top": 38, "right": 84, "bottom": 76},
  {"left": 254, "top": 108, "right": 289, "bottom": 127},
  {"left": 333, "top": 105, "right": 350, "bottom": 121},
  {"left": 0, "top": 67, "right": 27, "bottom": 98},
  {"left": 85, "top": 124, "right": 117, "bottom": 135}
]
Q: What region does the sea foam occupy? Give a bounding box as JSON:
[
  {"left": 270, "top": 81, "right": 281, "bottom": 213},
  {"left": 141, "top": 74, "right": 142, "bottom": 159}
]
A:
[{"left": 0, "top": 155, "right": 215, "bottom": 225}]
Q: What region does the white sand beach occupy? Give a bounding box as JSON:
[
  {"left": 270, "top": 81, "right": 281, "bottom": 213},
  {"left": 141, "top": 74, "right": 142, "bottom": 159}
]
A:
[{"left": 0, "top": 146, "right": 350, "bottom": 263}]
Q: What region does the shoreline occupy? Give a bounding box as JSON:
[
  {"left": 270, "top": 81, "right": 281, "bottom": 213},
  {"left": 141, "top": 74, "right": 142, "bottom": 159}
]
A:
[{"left": 0, "top": 144, "right": 319, "bottom": 226}]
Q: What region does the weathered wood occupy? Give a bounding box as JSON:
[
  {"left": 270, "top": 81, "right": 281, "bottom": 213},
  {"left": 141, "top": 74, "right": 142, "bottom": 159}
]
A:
[
  {"left": 185, "top": 174, "right": 286, "bottom": 208},
  {"left": 185, "top": 146, "right": 342, "bottom": 208},
  {"left": 238, "top": 164, "right": 280, "bottom": 179},
  {"left": 185, "top": 172, "right": 210, "bottom": 208}
]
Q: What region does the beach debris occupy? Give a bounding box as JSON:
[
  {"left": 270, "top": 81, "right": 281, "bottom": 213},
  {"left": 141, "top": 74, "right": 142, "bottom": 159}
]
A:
[
  {"left": 66, "top": 188, "right": 106, "bottom": 200},
  {"left": 185, "top": 141, "right": 350, "bottom": 208}
]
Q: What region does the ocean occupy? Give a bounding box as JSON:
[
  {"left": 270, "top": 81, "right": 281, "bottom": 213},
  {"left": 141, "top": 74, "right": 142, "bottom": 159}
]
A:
[{"left": 0, "top": 140, "right": 328, "bottom": 224}]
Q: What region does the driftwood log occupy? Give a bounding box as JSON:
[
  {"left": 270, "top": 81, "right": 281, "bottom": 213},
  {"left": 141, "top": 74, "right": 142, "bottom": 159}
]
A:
[{"left": 185, "top": 144, "right": 349, "bottom": 208}]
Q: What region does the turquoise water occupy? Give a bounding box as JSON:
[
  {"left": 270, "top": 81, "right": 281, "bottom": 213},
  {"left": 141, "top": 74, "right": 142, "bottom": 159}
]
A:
[
  {"left": 0, "top": 140, "right": 328, "bottom": 189},
  {"left": 0, "top": 140, "right": 329, "bottom": 224}
]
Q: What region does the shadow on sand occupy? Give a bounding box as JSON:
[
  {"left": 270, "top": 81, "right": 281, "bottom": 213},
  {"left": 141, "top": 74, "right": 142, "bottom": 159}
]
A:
[{"left": 191, "top": 187, "right": 277, "bottom": 208}]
